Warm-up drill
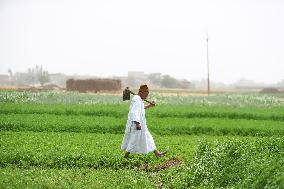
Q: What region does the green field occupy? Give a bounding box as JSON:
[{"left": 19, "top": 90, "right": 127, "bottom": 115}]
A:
[{"left": 0, "top": 91, "right": 283, "bottom": 188}]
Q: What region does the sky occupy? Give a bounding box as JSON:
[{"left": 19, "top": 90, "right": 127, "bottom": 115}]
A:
[{"left": 0, "top": 0, "right": 284, "bottom": 84}]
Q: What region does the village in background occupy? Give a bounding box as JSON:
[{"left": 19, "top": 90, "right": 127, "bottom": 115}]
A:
[{"left": 1, "top": 65, "right": 284, "bottom": 93}]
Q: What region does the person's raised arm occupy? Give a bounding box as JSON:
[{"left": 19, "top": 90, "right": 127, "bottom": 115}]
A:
[{"left": 145, "top": 101, "right": 156, "bottom": 109}]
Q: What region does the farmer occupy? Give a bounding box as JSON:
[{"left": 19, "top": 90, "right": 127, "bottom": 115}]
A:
[{"left": 121, "top": 84, "right": 166, "bottom": 158}]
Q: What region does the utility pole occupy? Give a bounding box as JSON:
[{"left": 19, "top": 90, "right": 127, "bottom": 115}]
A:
[{"left": 206, "top": 33, "right": 210, "bottom": 96}]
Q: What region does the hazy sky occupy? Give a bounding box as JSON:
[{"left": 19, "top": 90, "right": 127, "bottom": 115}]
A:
[{"left": 1, "top": 0, "right": 283, "bottom": 84}]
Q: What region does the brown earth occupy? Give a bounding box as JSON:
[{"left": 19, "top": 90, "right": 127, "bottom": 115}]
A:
[{"left": 138, "top": 158, "right": 184, "bottom": 172}]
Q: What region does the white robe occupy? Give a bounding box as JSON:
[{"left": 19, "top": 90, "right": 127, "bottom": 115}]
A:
[{"left": 121, "top": 95, "right": 157, "bottom": 154}]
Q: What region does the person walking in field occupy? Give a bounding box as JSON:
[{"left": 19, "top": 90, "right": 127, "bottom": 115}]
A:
[{"left": 121, "top": 84, "right": 166, "bottom": 158}]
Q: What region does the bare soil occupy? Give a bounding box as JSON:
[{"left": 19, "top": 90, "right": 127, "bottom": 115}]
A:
[{"left": 138, "top": 158, "right": 184, "bottom": 172}]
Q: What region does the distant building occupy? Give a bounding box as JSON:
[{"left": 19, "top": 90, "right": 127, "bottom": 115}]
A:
[
  {"left": 127, "top": 71, "right": 148, "bottom": 87},
  {"left": 48, "top": 73, "right": 70, "bottom": 87},
  {"left": 66, "top": 78, "right": 121, "bottom": 93},
  {"left": 277, "top": 80, "right": 284, "bottom": 88},
  {"left": 128, "top": 71, "right": 147, "bottom": 79},
  {"left": 234, "top": 78, "right": 268, "bottom": 90},
  {"left": 0, "top": 74, "right": 9, "bottom": 85}
]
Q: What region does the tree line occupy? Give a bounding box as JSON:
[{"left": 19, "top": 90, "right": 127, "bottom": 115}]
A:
[{"left": 8, "top": 65, "right": 49, "bottom": 86}]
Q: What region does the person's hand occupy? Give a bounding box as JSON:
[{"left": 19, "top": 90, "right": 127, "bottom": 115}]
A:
[
  {"left": 145, "top": 101, "right": 156, "bottom": 109},
  {"left": 136, "top": 123, "right": 141, "bottom": 130},
  {"left": 149, "top": 101, "right": 156, "bottom": 107}
]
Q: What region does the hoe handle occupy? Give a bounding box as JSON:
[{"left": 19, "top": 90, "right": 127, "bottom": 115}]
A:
[
  {"left": 144, "top": 99, "right": 155, "bottom": 105},
  {"left": 128, "top": 90, "right": 156, "bottom": 106}
]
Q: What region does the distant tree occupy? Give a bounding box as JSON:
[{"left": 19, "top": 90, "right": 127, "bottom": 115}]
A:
[
  {"left": 38, "top": 70, "right": 49, "bottom": 86},
  {"left": 8, "top": 69, "right": 14, "bottom": 85},
  {"left": 148, "top": 73, "right": 162, "bottom": 86},
  {"left": 8, "top": 69, "right": 13, "bottom": 77},
  {"left": 14, "top": 72, "right": 30, "bottom": 86},
  {"left": 161, "top": 75, "right": 179, "bottom": 88},
  {"left": 179, "top": 79, "right": 193, "bottom": 89},
  {"left": 35, "top": 65, "right": 49, "bottom": 86},
  {"left": 26, "top": 65, "right": 50, "bottom": 86},
  {"left": 27, "top": 68, "right": 36, "bottom": 85}
]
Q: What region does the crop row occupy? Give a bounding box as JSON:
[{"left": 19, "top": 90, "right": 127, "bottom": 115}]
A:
[
  {"left": 160, "top": 138, "right": 284, "bottom": 188},
  {"left": 0, "top": 91, "right": 123, "bottom": 105},
  {"left": 0, "top": 131, "right": 198, "bottom": 169},
  {"left": 0, "top": 167, "right": 158, "bottom": 189},
  {"left": 0, "top": 131, "right": 283, "bottom": 188},
  {"left": 0, "top": 103, "right": 128, "bottom": 118},
  {"left": 1, "top": 103, "right": 284, "bottom": 121},
  {"left": 1, "top": 91, "right": 284, "bottom": 107},
  {"left": 1, "top": 114, "right": 284, "bottom": 136}
]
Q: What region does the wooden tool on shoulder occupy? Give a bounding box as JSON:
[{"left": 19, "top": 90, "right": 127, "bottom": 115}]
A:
[{"left": 123, "top": 87, "right": 156, "bottom": 105}]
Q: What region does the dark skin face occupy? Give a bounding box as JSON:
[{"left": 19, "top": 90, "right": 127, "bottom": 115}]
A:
[{"left": 138, "top": 89, "right": 149, "bottom": 100}]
